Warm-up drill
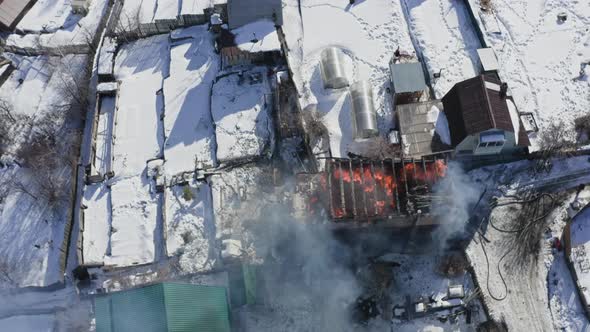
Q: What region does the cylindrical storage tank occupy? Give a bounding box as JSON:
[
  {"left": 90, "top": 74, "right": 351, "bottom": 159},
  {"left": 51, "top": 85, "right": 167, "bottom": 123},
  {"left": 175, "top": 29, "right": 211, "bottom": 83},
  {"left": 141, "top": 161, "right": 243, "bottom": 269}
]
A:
[
  {"left": 320, "top": 47, "right": 349, "bottom": 89},
  {"left": 350, "top": 81, "right": 378, "bottom": 139}
]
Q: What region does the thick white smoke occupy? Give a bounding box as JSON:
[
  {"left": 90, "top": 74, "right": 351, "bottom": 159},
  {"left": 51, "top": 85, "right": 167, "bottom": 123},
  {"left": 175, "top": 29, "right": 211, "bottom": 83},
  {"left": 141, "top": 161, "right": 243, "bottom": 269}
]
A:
[
  {"left": 247, "top": 203, "right": 363, "bottom": 331},
  {"left": 430, "top": 162, "right": 482, "bottom": 249}
]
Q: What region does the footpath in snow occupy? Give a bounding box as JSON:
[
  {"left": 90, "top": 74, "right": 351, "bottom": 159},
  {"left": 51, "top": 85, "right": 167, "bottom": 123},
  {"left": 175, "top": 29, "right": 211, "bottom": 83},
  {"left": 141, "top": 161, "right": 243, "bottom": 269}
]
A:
[
  {"left": 401, "top": 0, "right": 482, "bottom": 98},
  {"left": 469, "top": 0, "right": 590, "bottom": 149}
]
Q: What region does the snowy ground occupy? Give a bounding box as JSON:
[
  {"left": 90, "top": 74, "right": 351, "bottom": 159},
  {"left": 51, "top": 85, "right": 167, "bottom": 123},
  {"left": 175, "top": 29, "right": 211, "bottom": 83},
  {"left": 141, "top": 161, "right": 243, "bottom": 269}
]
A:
[
  {"left": 0, "top": 314, "right": 55, "bottom": 331},
  {"left": 281, "top": 0, "right": 414, "bottom": 158},
  {"left": 547, "top": 189, "right": 590, "bottom": 331},
  {"left": 388, "top": 254, "right": 487, "bottom": 332},
  {"left": 466, "top": 156, "right": 590, "bottom": 331},
  {"left": 165, "top": 182, "right": 217, "bottom": 273},
  {"left": 401, "top": 0, "right": 483, "bottom": 98},
  {"left": 0, "top": 52, "right": 88, "bottom": 288},
  {"left": 469, "top": 0, "right": 590, "bottom": 149},
  {"left": 211, "top": 67, "right": 274, "bottom": 163}
]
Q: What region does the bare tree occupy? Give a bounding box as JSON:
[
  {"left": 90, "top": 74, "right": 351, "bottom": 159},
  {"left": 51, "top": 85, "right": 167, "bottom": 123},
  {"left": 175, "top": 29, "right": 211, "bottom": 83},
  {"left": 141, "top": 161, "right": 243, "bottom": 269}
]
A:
[
  {"left": 0, "top": 260, "right": 16, "bottom": 287},
  {"left": 480, "top": 0, "right": 493, "bottom": 11},
  {"left": 0, "top": 98, "right": 16, "bottom": 124},
  {"left": 115, "top": 4, "right": 142, "bottom": 39},
  {"left": 536, "top": 121, "right": 577, "bottom": 172},
  {"left": 49, "top": 58, "right": 92, "bottom": 123},
  {"left": 302, "top": 108, "right": 328, "bottom": 141},
  {"left": 575, "top": 114, "right": 590, "bottom": 144}
]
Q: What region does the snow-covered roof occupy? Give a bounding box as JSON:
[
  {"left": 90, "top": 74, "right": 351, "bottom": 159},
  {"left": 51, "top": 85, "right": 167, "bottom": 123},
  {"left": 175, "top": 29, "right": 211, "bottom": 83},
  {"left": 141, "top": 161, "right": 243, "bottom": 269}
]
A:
[
  {"left": 181, "top": 0, "right": 226, "bottom": 16},
  {"left": 390, "top": 62, "right": 427, "bottom": 94},
  {"left": 232, "top": 20, "right": 281, "bottom": 53},
  {"left": 81, "top": 184, "right": 111, "bottom": 266},
  {"left": 569, "top": 205, "right": 590, "bottom": 307},
  {"left": 477, "top": 48, "right": 499, "bottom": 72},
  {"left": 16, "top": 0, "right": 78, "bottom": 33},
  {"left": 106, "top": 176, "right": 159, "bottom": 267},
  {"left": 396, "top": 100, "right": 449, "bottom": 157},
  {"left": 6, "top": 0, "right": 109, "bottom": 52},
  {"left": 163, "top": 26, "right": 218, "bottom": 176}
]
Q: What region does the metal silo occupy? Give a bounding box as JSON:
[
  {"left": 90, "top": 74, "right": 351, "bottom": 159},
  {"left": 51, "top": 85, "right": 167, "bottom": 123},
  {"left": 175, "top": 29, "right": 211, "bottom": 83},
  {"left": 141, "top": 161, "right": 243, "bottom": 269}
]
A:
[
  {"left": 350, "top": 81, "right": 378, "bottom": 139},
  {"left": 320, "top": 47, "right": 349, "bottom": 89}
]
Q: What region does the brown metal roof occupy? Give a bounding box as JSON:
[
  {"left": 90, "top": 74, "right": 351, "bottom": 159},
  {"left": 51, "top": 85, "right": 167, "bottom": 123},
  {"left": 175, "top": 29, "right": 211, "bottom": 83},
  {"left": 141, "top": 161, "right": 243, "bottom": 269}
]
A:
[{"left": 442, "top": 74, "right": 530, "bottom": 147}]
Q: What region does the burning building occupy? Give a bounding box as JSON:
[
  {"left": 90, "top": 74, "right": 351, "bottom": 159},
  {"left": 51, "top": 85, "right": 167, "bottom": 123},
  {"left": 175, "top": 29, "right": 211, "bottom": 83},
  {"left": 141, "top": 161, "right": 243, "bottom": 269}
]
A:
[{"left": 296, "top": 156, "right": 448, "bottom": 228}]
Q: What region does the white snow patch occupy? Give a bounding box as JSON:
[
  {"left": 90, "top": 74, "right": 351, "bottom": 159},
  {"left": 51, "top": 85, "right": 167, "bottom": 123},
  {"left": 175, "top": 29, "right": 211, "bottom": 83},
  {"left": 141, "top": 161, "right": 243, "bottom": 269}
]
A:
[
  {"left": 507, "top": 99, "right": 520, "bottom": 146},
  {"left": 428, "top": 105, "right": 451, "bottom": 146}
]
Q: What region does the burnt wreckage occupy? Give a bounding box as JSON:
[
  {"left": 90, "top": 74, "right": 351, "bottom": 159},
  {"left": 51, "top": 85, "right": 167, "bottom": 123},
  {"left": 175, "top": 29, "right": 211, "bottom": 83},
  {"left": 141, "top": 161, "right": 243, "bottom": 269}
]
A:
[{"left": 296, "top": 155, "right": 448, "bottom": 228}]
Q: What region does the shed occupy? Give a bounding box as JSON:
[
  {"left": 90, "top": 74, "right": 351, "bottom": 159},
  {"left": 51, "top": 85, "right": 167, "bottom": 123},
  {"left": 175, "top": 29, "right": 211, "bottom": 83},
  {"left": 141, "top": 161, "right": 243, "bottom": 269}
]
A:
[
  {"left": 227, "top": 0, "right": 282, "bottom": 29},
  {"left": 390, "top": 62, "right": 427, "bottom": 104},
  {"left": 95, "top": 283, "right": 231, "bottom": 332},
  {"left": 0, "top": 0, "right": 36, "bottom": 31},
  {"left": 476, "top": 48, "right": 499, "bottom": 73},
  {"left": 441, "top": 73, "right": 530, "bottom": 149},
  {"left": 563, "top": 203, "right": 590, "bottom": 318}
]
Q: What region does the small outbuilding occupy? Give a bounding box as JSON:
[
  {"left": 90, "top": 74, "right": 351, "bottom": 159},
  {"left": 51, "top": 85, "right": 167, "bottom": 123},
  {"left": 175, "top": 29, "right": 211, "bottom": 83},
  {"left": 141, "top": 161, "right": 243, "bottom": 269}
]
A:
[
  {"left": 563, "top": 203, "right": 590, "bottom": 318},
  {"left": 476, "top": 48, "right": 500, "bottom": 73},
  {"left": 441, "top": 73, "right": 530, "bottom": 156},
  {"left": 390, "top": 61, "right": 428, "bottom": 105},
  {"left": 95, "top": 283, "right": 231, "bottom": 332}
]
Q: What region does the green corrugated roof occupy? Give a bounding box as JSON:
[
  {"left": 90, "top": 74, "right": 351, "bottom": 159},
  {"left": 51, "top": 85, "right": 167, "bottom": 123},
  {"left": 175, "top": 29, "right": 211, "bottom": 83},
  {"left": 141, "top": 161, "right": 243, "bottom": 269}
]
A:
[
  {"left": 95, "top": 283, "right": 230, "bottom": 332},
  {"left": 390, "top": 62, "right": 427, "bottom": 93}
]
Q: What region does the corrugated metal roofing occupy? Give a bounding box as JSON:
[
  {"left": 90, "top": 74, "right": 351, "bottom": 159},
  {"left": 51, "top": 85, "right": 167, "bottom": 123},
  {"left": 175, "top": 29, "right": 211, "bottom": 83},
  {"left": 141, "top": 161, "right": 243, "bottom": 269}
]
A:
[
  {"left": 95, "top": 283, "right": 230, "bottom": 332},
  {"left": 0, "top": 0, "right": 35, "bottom": 30},
  {"left": 396, "top": 100, "right": 444, "bottom": 157},
  {"left": 227, "top": 0, "right": 282, "bottom": 29},
  {"left": 390, "top": 62, "right": 427, "bottom": 94}
]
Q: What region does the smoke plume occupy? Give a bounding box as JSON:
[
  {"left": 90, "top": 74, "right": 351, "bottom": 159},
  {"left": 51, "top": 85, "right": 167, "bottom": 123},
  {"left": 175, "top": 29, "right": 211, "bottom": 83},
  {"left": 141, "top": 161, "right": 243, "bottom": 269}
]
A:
[{"left": 430, "top": 162, "right": 482, "bottom": 249}]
